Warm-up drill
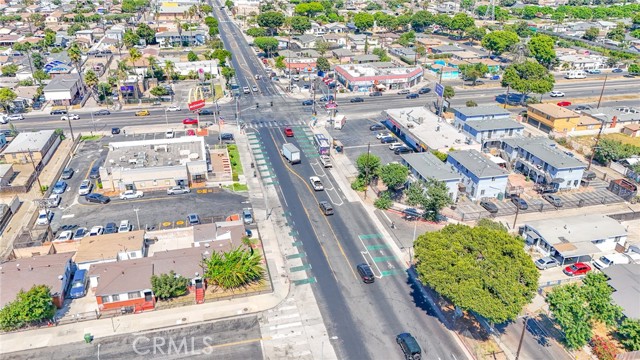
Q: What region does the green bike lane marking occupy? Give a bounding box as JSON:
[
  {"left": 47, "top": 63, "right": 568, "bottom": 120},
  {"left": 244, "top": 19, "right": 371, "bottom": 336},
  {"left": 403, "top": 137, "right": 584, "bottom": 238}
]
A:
[
  {"left": 286, "top": 252, "right": 306, "bottom": 259},
  {"left": 293, "top": 277, "right": 316, "bottom": 286},
  {"left": 290, "top": 264, "right": 311, "bottom": 272}
]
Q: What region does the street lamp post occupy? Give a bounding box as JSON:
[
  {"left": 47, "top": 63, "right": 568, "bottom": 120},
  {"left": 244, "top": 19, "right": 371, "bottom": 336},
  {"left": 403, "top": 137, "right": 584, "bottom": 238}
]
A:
[
  {"left": 515, "top": 315, "right": 529, "bottom": 360},
  {"left": 65, "top": 104, "right": 75, "bottom": 141}
]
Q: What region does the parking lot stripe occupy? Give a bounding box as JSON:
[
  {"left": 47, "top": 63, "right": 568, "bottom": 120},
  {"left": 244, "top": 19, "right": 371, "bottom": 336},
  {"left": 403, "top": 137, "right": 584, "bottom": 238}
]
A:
[
  {"left": 286, "top": 252, "right": 306, "bottom": 259},
  {"left": 366, "top": 244, "right": 389, "bottom": 251},
  {"left": 290, "top": 264, "right": 311, "bottom": 272},
  {"left": 293, "top": 277, "right": 316, "bottom": 286},
  {"left": 359, "top": 233, "right": 384, "bottom": 240},
  {"left": 372, "top": 256, "right": 397, "bottom": 263}
]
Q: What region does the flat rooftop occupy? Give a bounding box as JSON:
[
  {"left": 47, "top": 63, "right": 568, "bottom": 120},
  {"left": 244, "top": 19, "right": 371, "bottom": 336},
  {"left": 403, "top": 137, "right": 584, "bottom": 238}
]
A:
[
  {"left": 105, "top": 137, "right": 207, "bottom": 170},
  {"left": 335, "top": 64, "right": 422, "bottom": 79},
  {"left": 465, "top": 118, "right": 524, "bottom": 132},
  {"left": 528, "top": 103, "right": 579, "bottom": 119},
  {"left": 2, "top": 130, "right": 55, "bottom": 154},
  {"left": 385, "top": 106, "right": 475, "bottom": 151},
  {"left": 75, "top": 230, "right": 145, "bottom": 264},
  {"left": 401, "top": 152, "right": 461, "bottom": 182},
  {"left": 525, "top": 214, "right": 627, "bottom": 246}
]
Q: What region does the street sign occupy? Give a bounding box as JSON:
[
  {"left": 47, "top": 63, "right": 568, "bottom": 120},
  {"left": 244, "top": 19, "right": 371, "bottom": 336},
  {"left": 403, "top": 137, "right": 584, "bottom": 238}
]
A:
[
  {"left": 435, "top": 83, "right": 444, "bottom": 97},
  {"left": 188, "top": 99, "right": 205, "bottom": 111}
]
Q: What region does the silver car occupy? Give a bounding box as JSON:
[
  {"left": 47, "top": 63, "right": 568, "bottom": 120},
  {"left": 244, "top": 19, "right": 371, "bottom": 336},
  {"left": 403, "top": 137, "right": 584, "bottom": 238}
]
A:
[
  {"left": 78, "top": 180, "right": 93, "bottom": 195},
  {"left": 167, "top": 185, "right": 191, "bottom": 195},
  {"left": 535, "top": 256, "right": 560, "bottom": 270},
  {"left": 543, "top": 194, "right": 563, "bottom": 207}
]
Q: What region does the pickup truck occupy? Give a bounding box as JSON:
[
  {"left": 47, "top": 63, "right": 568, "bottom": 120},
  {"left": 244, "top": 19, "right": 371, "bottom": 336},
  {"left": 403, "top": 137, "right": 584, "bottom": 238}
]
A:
[{"left": 319, "top": 155, "right": 332, "bottom": 168}]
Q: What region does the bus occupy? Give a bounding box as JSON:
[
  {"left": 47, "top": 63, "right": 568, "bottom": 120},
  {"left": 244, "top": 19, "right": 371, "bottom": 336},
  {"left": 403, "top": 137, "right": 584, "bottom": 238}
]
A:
[{"left": 313, "top": 133, "right": 331, "bottom": 155}]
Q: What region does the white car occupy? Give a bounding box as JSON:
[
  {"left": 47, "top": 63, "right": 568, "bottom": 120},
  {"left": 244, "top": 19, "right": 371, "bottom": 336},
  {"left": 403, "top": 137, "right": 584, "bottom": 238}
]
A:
[
  {"left": 243, "top": 86, "right": 251, "bottom": 94},
  {"left": 36, "top": 210, "right": 53, "bottom": 225},
  {"left": 61, "top": 114, "right": 79, "bottom": 121},
  {"left": 252, "top": 85, "right": 258, "bottom": 92},
  {"left": 166, "top": 105, "right": 181, "bottom": 112},
  {"left": 165, "top": 129, "right": 175, "bottom": 139},
  {"left": 118, "top": 220, "right": 132, "bottom": 233},
  {"left": 55, "top": 230, "right": 74, "bottom": 242},
  {"left": 389, "top": 142, "right": 404, "bottom": 150},
  {"left": 309, "top": 176, "right": 324, "bottom": 191},
  {"left": 7, "top": 114, "right": 24, "bottom": 121},
  {"left": 89, "top": 226, "right": 104, "bottom": 236},
  {"left": 47, "top": 194, "right": 61, "bottom": 208},
  {"left": 376, "top": 132, "right": 392, "bottom": 139},
  {"left": 549, "top": 91, "right": 565, "bottom": 97},
  {"left": 78, "top": 179, "right": 93, "bottom": 195},
  {"left": 119, "top": 190, "right": 143, "bottom": 200}
]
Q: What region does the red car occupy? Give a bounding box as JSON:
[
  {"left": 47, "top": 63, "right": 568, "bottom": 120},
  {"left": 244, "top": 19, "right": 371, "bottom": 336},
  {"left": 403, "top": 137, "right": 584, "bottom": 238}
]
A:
[
  {"left": 186, "top": 129, "right": 196, "bottom": 136},
  {"left": 182, "top": 118, "right": 198, "bottom": 125},
  {"left": 284, "top": 127, "right": 294, "bottom": 137},
  {"left": 563, "top": 262, "right": 591, "bottom": 276},
  {"left": 557, "top": 101, "right": 572, "bottom": 107}
]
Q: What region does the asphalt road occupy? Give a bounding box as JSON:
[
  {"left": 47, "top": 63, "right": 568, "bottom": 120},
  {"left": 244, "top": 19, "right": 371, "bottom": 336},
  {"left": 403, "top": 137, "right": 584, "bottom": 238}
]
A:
[{"left": 5, "top": 316, "right": 263, "bottom": 360}]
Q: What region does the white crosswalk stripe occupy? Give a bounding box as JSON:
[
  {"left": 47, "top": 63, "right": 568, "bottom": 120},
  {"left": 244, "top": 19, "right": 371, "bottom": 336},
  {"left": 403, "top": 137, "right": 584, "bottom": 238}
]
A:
[
  {"left": 244, "top": 120, "right": 308, "bottom": 129},
  {"left": 260, "top": 298, "right": 314, "bottom": 360}
]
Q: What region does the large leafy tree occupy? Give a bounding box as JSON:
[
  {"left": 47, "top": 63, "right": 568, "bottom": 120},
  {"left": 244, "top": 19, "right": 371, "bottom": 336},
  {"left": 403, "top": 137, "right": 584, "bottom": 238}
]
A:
[
  {"left": 257, "top": 11, "right": 285, "bottom": 35},
  {"left": 221, "top": 66, "right": 236, "bottom": 85},
  {"left": 411, "top": 11, "right": 434, "bottom": 31},
  {"left": 422, "top": 179, "right": 453, "bottom": 221},
  {"left": 481, "top": 30, "right": 520, "bottom": 56},
  {"left": 246, "top": 27, "right": 267, "bottom": 37},
  {"left": 151, "top": 270, "right": 189, "bottom": 300},
  {"left": 356, "top": 152, "right": 381, "bottom": 183},
  {"left": 0, "top": 285, "right": 56, "bottom": 331},
  {"left": 583, "top": 27, "right": 600, "bottom": 41},
  {"left": 136, "top": 23, "right": 157, "bottom": 45},
  {"left": 203, "top": 247, "right": 264, "bottom": 290},
  {"left": 501, "top": 60, "right": 555, "bottom": 104},
  {"left": 1, "top": 64, "right": 18, "bottom": 77},
  {"left": 254, "top": 37, "right": 279, "bottom": 57},
  {"left": 527, "top": 34, "right": 556, "bottom": 69},
  {"left": 294, "top": 2, "right": 324, "bottom": 17},
  {"left": 618, "top": 319, "right": 640, "bottom": 351},
  {"left": 415, "top": 224, "right": 539, "bottom": 323},
  {"left": 449, "top": 13, "right": 474, "bottom": 35},
  {"left": 606, "top": 23, "right": 626, "bottom": 42},
  {"left": 459, "top": 63, "right": 489, "bottom": 85},
  {"left": 316, "top": 57, "right": 330, "bottom": 72},
  {"left": 379, "top": 163, "right": 409, "bottom": 190},
  {"left": 353, "top": 12, "right": 374, "bottom": 31},
  {"left": 290, "top": 16, "right": 311, "bottom": 33},
  {"left": 123, "top": 29, "right": 141, "bottom": 48}
]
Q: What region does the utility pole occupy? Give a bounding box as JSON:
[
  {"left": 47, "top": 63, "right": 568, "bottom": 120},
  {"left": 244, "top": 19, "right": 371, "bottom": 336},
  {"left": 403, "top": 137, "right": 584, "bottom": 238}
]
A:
[
  {"left": 27, "top": 150, "right": 43, "bottom": 193},
  {"left": 65, "top": 104, "right": 75, "bottom": 141},
  {"left": 596, "top": 74, "right": 608, "bottom": 109},
  {"left": 587, "top": 75, "right": 609, "bottom": 171},
  {"left": 515, "top": 316, "right": 528, "bottom": 360},
  {"left": 512, "top": 204, "right": 520, "bottom": 229}
]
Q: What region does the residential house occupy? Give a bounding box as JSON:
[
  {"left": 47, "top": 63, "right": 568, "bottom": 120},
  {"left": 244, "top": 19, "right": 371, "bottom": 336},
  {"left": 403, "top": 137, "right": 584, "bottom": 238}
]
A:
[
  {"left": 582, "top": 106, "right": 640, "bottom": 128},
  {"left": 526, "top": 103, "right": 581, "bottom": 133},
  {"left": 45, "top": 10, "right": 63, "bottom": 24},
  {"left": 1, "top": 130, "right": 60, "bottom": 168},
  {"left": 104, "top": 26, "right": 125, "bottom": 41},
  {"left": 43, "top": 74, "right": 84, "bottom": 106},
  {"left": 436, "top": 1, "right": 459, "bottom": 13},
  {"left": 463, "top": 119, "right": 525, "bottom": 144},
  {"left": 522, "top": 214, "right": 627, "bottom": 264},
  {"left": 0, "top": 252, "right": 75, "bottom": 309},
  {"left": 431, "top": 45, "right": 464, "bottom": 54},
  {"left": 401, "top": 152, "right": 461, "bottom": 200},
  {"left": 234, "top": 0, "right": 261, "bottom": 15},
  {"left": 347, "top": 34, "right": 378, "bottom": 51},
  {"left": 332, "top": 48, "right": 353, "bottom": 63},
  {"left": 75, "top": 30, "right": 94, "bottom": 46},
  {"left": 622, "top": 124, "right": 640, "bottom": 137},
  {"left": 451, "top": 51, "right": 481, "bottom": 61},
  {"left": 156, "top": 4, "right": 193, "bottom": 20},
  {"left": 453, "top": 105, "right": 511, "bottom": 129},
  {"left": 0, "top": 163, "right": 14, "bottom": 187},
  {"left": 322, "top": 33, "right": 346, "bottom": 47},
  {"left": 602, "top": 265, "right": 640, "bottom": 320},
  {"left": 429, "top": 62, "right": 459, "bottom": 79},
  {"left": 446, "top": 149, "right": 510, "bottom": 200},
  {"left": 74, "top": 230, "right": 146, "bottom": 270},
  {"left": 351, "top": 54, "right": 380, "bottom": 64},
  {"left": 156, "top": 30, "right": 208, "bottom": 47},
  {"left": 294, "top": 34, "right": 318, "bottom": 49},
  {"left": 557, "top": 54, "right": 606, "bottom": 70}
]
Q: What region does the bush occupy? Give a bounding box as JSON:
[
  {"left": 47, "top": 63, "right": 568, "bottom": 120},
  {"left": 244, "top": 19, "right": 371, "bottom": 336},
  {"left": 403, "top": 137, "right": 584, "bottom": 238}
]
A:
[
  {"left": 591, "top": 335, "right": 618, "bottom": 360},
  {"left": 351, "top": 177, "right": 367, "bottom": 191},
  {"left": 374, "top": 191, "right": 393, "bottom": 209},
  {"left": 232, "top": 173, "right": 239, "bottom": 182},
  {"left": 466, "top": 100, "right": 478, "bottom": 107},
  {"left": 431, "top": 150, "right": 448, "bottom": 162}
]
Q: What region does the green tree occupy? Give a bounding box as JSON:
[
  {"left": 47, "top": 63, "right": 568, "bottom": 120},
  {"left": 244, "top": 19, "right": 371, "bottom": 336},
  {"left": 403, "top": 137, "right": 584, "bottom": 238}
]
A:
[
  {"left": 275, "top": 56, "right": 286, "bottom": 70},
  {"left": 405, "top": 181, "right": 426, "bottom": 207},
  {"left": 606, "top": 23, "right": 626, "bottom": 42},
  {"left": 461, "top": 0, "right": 475, "bottom": 10},
  {"left": 221, "top": 66, "right": 236, "bottom": 85},
  {"left": 290, "top": 15, "right": 311, "bottom": 33},
  {"left": 422, "top": 179, "right": 453, "bottom": 221},
  {"left": 414, "top": 224, "right": 539, "bottom": 323},
  {"left": 583, "top": 27, "right": 600, "bottom": 41},
  {"left": 150, "top": 86, "right": 169, "bottom": 98},
  {"left": 371, "top": 47, "right": 391, "bottom": 62},
  {"left": 294, "top": 2, "right": 324, "bottom": 17},
  {"left": 211, "top": 49, "right": 232, "bottom": 66},
  {"left": 353, "top": 12, "right": 374, "bottom": 31},
  {"left": 151, "top": 271, "right": 189, "bottom": 300},
  {"left": 443, "top": 85, "right": 455, "bottom": 100},
  {"left": 83, "top": 69, "right": 99, "bottom": 99},
  {"left": 315, "top": 40, "right": 330, "bottom": 56},
  {"left": 254, "top": 37, "right": 279, "bottom": 57},
  {"left": 379, "top": 163, "right": 409, "bottom": 190},
  {"left": 431, "top": 150, "right": 448, "bottom": 162},
  {"left": 356, "top": 152, "right": 381, "bottom": 183},
  {"left": 225, "top": 0, "right": 234, "bottom": 9},
  {"left": 257, "top": 11, "right": 285, "bottom": 35},
  {"left": 467, "top": 26, "right": 486, "bottom": 43},
  {"left": 397, "top": 31, "right": 416, "bottom": 47},
  {"left": 123, "top": 28, "right": 141, "bottom": 48},
  {"left": 203, "top": 247, "right": 264, "bottom": 290},
  {"left": 547, "top": 283, "right": 593, "bottom": 349},
  {"left": 1, "top": 64, "right": 18, "bottom": 76},
  {"left": 450, "top": 13, "right": 475, "bottom": 35},
  {"left": 581, "top": 273, "right": 623, "bottom": 326},
  {"left": 476, "top": 218, "right": 507, "bottom": 232},
  {"left": 163, "top": 60, "right": 175, "bottom": 84},
  {"left": 593, "top": 138, "right": 640, "bottom": 165},
  {"left": 187, "top": 50, "right": 199, "bottom": 62},
  {"left": 466, "top": 100, "right": 478, "bottom": 107},
  {"left": 0, "top": 285, "right": 56, "bottom": 331},
  {"left": 501, "top": 60, "right": 555, "bottom": 104},
  {"left": 459, "top": 63, "right": 489, "bottom": 85},
  {"left": 31, "top": 53, "right": 44, "bottom": 70},
  {"left": 629, "top": 64, "right": 640, "bottom": 75},
  {"left": 411, "top": 10, "right": 434, "bottom": 31},
  {"left": 246, "top": 27, "right": 267, "bottom": 37},
  {"left": 32, "top": 69, "right": 49, "bottom": 85},
  {"left": 618, "top": 319, "right": 640, "bottom": 351},
  {"left": 136, "top": 23, "right": 157, "bottom": 45},
  {"left": 481, "top": 30, "right": 520, "bottom": 55},
  {"left": 316, "top": 57, "right": 330, "bottom": 72},
  {"left": 374, "top": 191, "right": 393, "bottom": 210},
  {"left": 528, "top": 34, "right": 556, "bottom": 68}
]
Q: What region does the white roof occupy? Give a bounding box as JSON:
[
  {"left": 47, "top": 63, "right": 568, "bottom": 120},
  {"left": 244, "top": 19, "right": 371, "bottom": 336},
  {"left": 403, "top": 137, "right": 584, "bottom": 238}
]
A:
[
  {"left": 2, "top": 130, "right": 55, "bottom": 154},
  {"left": 525, "top": 214, "right": 627, "bottom": 245}
]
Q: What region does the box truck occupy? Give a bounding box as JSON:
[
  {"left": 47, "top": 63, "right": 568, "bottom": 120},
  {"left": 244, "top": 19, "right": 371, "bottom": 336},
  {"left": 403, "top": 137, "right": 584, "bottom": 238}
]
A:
[{"left": 281, "top": 143, "right": 301, "bottom": 164}]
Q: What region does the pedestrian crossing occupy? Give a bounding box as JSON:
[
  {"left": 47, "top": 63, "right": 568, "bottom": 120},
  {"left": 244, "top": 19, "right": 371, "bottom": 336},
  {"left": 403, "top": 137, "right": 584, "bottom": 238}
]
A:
[
  {"left": 260, "top": 298, "right": 314, "bottom": 360},
  {"left": 244, "top": 119, "right": 310, "bottom": 130}
]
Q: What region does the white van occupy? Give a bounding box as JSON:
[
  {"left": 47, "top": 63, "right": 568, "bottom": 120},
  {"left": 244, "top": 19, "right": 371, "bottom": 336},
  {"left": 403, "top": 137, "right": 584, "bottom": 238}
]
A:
[
  {"left": 592, "top": 253, "right": 630, "bottom": 270},
  {"left": 565, "top": 70, "right": 587, "bottom": 79}
]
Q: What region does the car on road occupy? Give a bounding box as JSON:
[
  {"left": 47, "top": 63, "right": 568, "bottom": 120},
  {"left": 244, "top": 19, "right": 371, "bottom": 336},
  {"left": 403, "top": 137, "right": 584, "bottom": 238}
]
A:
[
  {"left": 50, "top": 109, "right": 67, "bottom": 115},
  {"left": 166, "top": 105, "right": 181, "bottom": 112},
  {"left": 511, "top": 196, "right": 528, "bottom": 210},
  {"left": 135, "top": 109, "right": 150, "bottom": 116},
  {"left": 574, "top": 105, "right": 592, "bottom": 112},
  {"left": 396, "top": 333, "right": 422, "bottom": 360},
  {"left": 89, "top": 226, "right": 104, "bottom": 236},
  {"left": 118, "top": 220, "right": 133, "bottom": 233},
  {"left": 284, "top": 127, "right": 294, "bottom": 137},
  {"left": 61, "top": 167, "right": 74, "bottom": 180},
  {"left": 7, "top": 114, "right": 24, "bottom": 121},
  {"left": 389, "top": 142, "right": 404, "bottom": 150},
  {"left": 318, "top": 201, "right": 334, "bottom": 215},
  {"left": 104, "top": 222, "right": 118, "bottom": 234},
  {"left": 369, "top": 91, "right": 382, "bottom": 97},
  {"left": 61, "top": 114, "right": 79, "bottom": 121},
  {"left": 94, "top": 109, "right": 111, "bottom": 116},
  {"left": 167, "top": 185, "right": 190, "bottom": 195},
  {"left": 78, "top": 179, "right": 93, "bottom": 196},
  {"left": 302, "top": 99, "right": 314, "bottom": 106},
  {"left": 243, "top": 208, "right": 253, "bottom": 225},
  {"left": 73, "top": 227, "right": 88, "bottom": 240},
  {"left": 623, "top": 74, "right": 636, "bottom": 78},
  {"left": 350, "top": 97, "right": 364, "bottom": 103},
  {"left": 563, "top": 262, "right": 591, "bottom": 276},
  {"left": 535, "top": 256, "right": 560, "bottom": 270},
  {"left": 406, "top": 94, "right": 419, "bottom": 99},
  {"left": 612, "top": 68, "right": 623, "bottom": 73},
  {"left": 252, "top": 85, "right": 258, "bottom": 92},
  {"left": 356, "top": 263, "right": 375, "bottom": 284},
  {"left": 200, "top": 109, "right": 213, "bottom": 115},
  {"left": 418, "top": 87, "right": 431, "bottom": 94},
  {"left": 165, "top": 129, "right": 175, "bottom": 138},
  {"left": 549, "top": 91, "right": 565, "bottom": 97},
  {"left": 111, "top": 127, "right": 121, "bottom": 135},
  {"left": 397, "top": 89, "right": 410, "bottom": 95},
  {"left": 85, "top": 193, "right": 110, "bottom": 204},
  {"left": 52, "top": 181, "right": 67, "bottom": 194},
  {"left": 543, "top": 194, "right": 563, "bottom": 207},
  {"left": 376, "top": 131, "right": 392, "bottom": 139},
  {"left": 309, "top": 176, "right": 324, "bottom": 191},
  {"left": 319, "top": 95, "right": 334, "bottom": 102},
  {"left": 89, "top": 165, "right": 100, "bottom": 179},
  {"left": 480, "top": 200, "right": 499, "bottom": 214},
  {"left": 55, "top": 230, "right": 74, "bottom": 242},
  {"left": 36, "top": 210, "right": 53, "bottom": 226},
  {"left": 243, "top": 86, "right": 251, "bottom": 94},
  {"left": 369, "top": 123, "right": 385, "bottom": 131},
  {"left": 394, "top": 146, "right": 412, "bottom": 155},
  {"left": 587, "top": 69, "right": 601, "bottom": 74},
  {"left": 182, "top": 118, "right": 198, "bottom": 125},
  {"left": 219, "top": 133, "right": 234, "bottom": 141},
  {"left": 120, "top": 190, "right": 143, "bottom": 200},
  {"left": 187, "top": 214, "right": 201, "bottom": 226},
  {"left": 557, "top": 101, "right": 572, "bottom": 107},
  {"left": 254, "top": 74, "right": 262, "bottom": 80}
]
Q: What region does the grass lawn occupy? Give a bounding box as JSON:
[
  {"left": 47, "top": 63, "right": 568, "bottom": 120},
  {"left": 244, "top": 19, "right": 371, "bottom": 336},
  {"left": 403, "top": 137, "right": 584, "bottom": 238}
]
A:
[
  {"left": 227, "top": 144, "right": 243, "bottom": 175},
  {"left": 224, "top": 183, "right": 248, "bottom": 192},
  {"left": 214, "top": 84, "right": 223, "bottom": 100},
  {"left": 80, "top": 135, "right": 102, "bottom": 141}
]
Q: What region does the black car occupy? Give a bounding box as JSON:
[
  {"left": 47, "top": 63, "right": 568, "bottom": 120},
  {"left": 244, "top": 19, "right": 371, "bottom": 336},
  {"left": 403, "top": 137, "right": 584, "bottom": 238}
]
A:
[
  {"left": 89, "top": 165, "right": 101, "bottom": 179},
  {"left": 418, "top": 87, "right": 431, "bottom": 94},
  {"left": 219, "top": 133, "right": 234, "bottom": 141},
  {"left": 302, "top": 99, "right": 314, "bottom": 106},
  {"left": 87, "top": 50, "right": 98, "bottom": 56},
  {"left": 511, "top": 196, "right": 528, "bottom": 210},
  {"left": 480, "top": 200, "right": 499, "bottom": 214},
  {"left": 85, "top": 193, "right": 110, "bottom": 204},
  {"left": 50, "top": 109, "right": 67, "bottom": 115},
  {"left": 94, "top": 109, "right": 111, "bottom": 116},
  {"left": 350, "top": 97, "right": 364, "bottom": 103},
  {"left": 319, "top": 95, "right": 334, "bottom": 102},
  {"left": 394, "top": 146, "right": 412, "bottom": 155},
  {"left": 369, "top": 92, "right": 382, "bottom": 97},
  {"left": 356, "top": 263, "right": 375, "bottom": 284},
  {"left": 61, "top": 167, "right": 74, "bottom": 180},
  {"left": 104, "top": 222, "right": 118, "bottom": 234},
  {"left": 111, "top": 127, "right": 121, "bottom": 135},
  {"left": 200, "top": 109, "right": 213, "bottom": 115},
  {"left": 406, "top": 94, "right": 419, "bottom": 99},
  {"left": 396, "top": 333, "right": 422, "bottom": 360},
  {"left": 369, "top": 124, "right": 385, "bottom": 131},
  {"left": 381, "top": 136, "right": 396, "bottom": 144}
]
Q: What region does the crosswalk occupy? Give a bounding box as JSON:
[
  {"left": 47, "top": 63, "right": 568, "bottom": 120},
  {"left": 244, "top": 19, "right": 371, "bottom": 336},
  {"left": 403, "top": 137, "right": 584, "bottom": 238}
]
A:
[
  {"left": 260, "top": 297, "right": 314, "bottom": 360},
  {"left": 244, "top": 119, "right": 310, "bottom": 129}
]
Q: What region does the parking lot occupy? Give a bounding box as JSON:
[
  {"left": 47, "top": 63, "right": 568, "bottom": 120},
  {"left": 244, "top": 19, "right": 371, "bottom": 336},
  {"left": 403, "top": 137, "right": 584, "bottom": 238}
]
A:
[{"left": 42, "top": 137, "right": 248, "bottom": 236}]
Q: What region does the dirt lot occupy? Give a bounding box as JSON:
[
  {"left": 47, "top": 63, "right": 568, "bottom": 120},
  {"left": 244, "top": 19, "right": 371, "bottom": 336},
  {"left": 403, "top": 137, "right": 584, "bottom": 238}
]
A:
[{"left": 573, "top": 133, "right": 640, "bottom": 148}]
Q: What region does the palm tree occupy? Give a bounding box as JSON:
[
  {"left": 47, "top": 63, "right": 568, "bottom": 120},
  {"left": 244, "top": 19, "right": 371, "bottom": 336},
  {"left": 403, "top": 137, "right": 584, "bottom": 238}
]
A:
[
  {"left": 116, "top": 60, "right": 131, "bottom": 82},
  {"left": 67, "top": 43, "right": 86, "bottom": 97},
  {"left": 203, "top": 248, "right": 264, "bottom": 290},
  {"left": 147, "top": 56, "right": 158, "bottom": 80},
  {"left": 84, "top": 69, "right": 99, "bottom": 100},
  {"left": 128, "top": 48, "right": 142, "bottom": 69},
  {"left": 163, "top": 60, "right": 175, "bottom": 83}
]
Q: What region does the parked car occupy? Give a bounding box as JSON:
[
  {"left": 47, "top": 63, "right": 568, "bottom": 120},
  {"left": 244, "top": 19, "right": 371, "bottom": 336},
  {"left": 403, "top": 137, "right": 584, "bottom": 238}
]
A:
[
  {"left": 394, "top": 146, "right": 412, "bottom": 155},
  {"left": 480, "top": 200, "right": 499, "bottom": 214},
  {"left": 369, "top": 123, "right": 385, "bottom": 131},
  {"left": 119, "top": 190, "right": 143, "bottom": 200},
  {"left": 388, "top": 142, "right": 404, "bottom": 150},
  {"left": 418, "top": 87, "right": 431, "bottom": 94},
  {"left": 543, "top": 194, "right": 563, "bottom": 207},
  {"left": 68, "top": 269, "right": 89, "bottom": 299},
  {"left": 167, "top": 185, "right": 190, "bottom": 195},
  {"left": 587, "top": 69, "right": 601, "bottom": 74},
  {"left": 55, "top": 230, "right": 74, "bottom": 242},
  {"left": 563, "top": 262, "right": 591, "bottom": 276},
  {"left": 369, "top": 92, "right": 383, "bottom": 97},
  {"left": 111, "top": 127, "right": 121, "bottom": 135},
  {"left": 380, "top": 136, "right": 396, "bottom": 144},
  {"left": 549, "top": 91, "right": 565, "bottom": 97},
  {"left": 309, "top": 176, "right": 324, "bottom": 191},
  {"left": 350, "top": 97, "right": 364, "bottom": 103},
  {"left": 166, "top": 105, "right": 181, "bottom": 112},
  {"left": 396, "top": 333, "right": 422, "bottom": 360},
  {"left": 302, "top": 99, "right": 314, "bottom": 106},
  {"left": 61, "top": 167, "right": 74, "bottom": 180},
  {"left": 243, "top": 208, "right": 253, "bottom": 224},
  {"left": 406, "top": 94, "right": 419, "bottom": 99},
  {"left": 187, "top": 213, "right": 201, "bottom": 226},
  {"left": 557, "top": 101, "right": 572, "bottom": 107},
  {"left": 284, "top": 127, "right": 294, "bottom": 137},
  {"left": 104, "top": 222, "right": 118, "bottom": 234},
  {"left": 397, "top": 89, "right": 410, "bottom": 95},
  {"left": 89, "top": 226, "right": 104, "bottom": 236},
  {"left": 593, "top": 253, "right": 630, "bottom": 270},
  {"left": 36, "top": 210, "right": 53, "bottom": 226},
  {"left": 219, "top": 133, "right": 234, "bottom": 141},
  {"left": 73, "top": 227, "right": 88, "bottom": 240},
  {"left": 535, "top": 256, "right": 560, "bottom": 270},
  {"left": 574, "top": 105, "right": 592, "bottom": 112},
  {"left": 182, "top": 118, "right": 198, "bottom": 125},
  {"left": 319, "top": 95, "right": 334, "bottom": 102},
  {"left": 376, "top": 131, "right": 392, "bottom": 139},
  {"left": 89, "top": 165, "right": 101, "bottom": 179},
  {"left": 511, "top": 197, "right": 528, "bottom": 210},
  {"left": 356, "top": 263, "right": 375, "bottom": 284},
  {"left": 252, "top": 85, "right": 258, "bottom": 92},
  {"left": 61, "top": 114, "right": 79, "bottom": 121},
  {"left": 243, "top": 86, "right": 251, "bottom": 94},
  {"left": 94, "top": 109, "right": 111, "bottom": 116},
  {"left": 52, "top": 181, "right": 68, "bottom": 194},
  {"left": 78, "top": 179, "right": 93, "bottom": 196},
  {"left": 118, "top": 220, "right": 133, "bottom": 233},
  {"left": 85, "top": 193, "right": 110, "bottom": 204},
  {"left": 47, "top": 194, "right": 61, "bottom": 208},
  {"left": 200, "top": 109, "right": 213, "bottom": 115},
  {"left": 135, "top": 109, "right": 150, "bottom": 116}
]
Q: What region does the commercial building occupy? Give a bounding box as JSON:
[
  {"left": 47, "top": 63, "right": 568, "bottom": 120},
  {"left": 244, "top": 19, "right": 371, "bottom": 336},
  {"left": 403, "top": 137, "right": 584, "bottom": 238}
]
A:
[
  {"left": 522, "top": 214, "right": 627, "bottom": 264},
  {"left": 334, "top": 63, "right": 423, "bottom": 92},
  {"left": 400, "top": 152, "right": 461, "bottom": 200},
  {"left": 43, "top": 74, "right": 84, "bottom": 106},
  {"left": 446, "top": 149, "right": 510, "bottom": 200},
  {"left": 99, "top": 137, "right": 210, "bottom": 192},
  {"left": 1, "top": 130, "right": 60, "bottom": 168},
  {"left": 75, "top": 231, "right": 146, "bottom": 270},
  {"left": 526, "top": 103, "right": 581, "bottom": 133},
  {"left": 453, "top": 105, "right": 511, "bottom": 128}
]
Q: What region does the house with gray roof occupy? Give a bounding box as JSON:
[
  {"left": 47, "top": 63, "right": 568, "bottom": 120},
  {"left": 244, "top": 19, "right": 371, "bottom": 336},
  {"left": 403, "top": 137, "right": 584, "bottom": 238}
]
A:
[
  {"left": 446, "top": 149, "right": 509, "bottom": 200},
  {"left": 463, "top": 118, "right": 524, "bottom": 144},
  {"left": 453, "top": 105, "right": 511, "bottom": 128},
  {"left": 155, "top": 30, "right": 208, "bottom": 48},
  {"left": 401, "top": 152, "right": 461, "bottom": 200},
  {"left": 602, "top": 264, "right": 640, "bottom": 320},
  {"left": 43, "top": 73, "right": 83, "bottom": 105},
  {"left": 582, "top": 106, "right": 640, "bottom": 127},
  {"left": 294, "top": 34, "right": 318, "bottom": 49},
  {"left": 351, "top": 54, "right": 380, "bottom": 63}
]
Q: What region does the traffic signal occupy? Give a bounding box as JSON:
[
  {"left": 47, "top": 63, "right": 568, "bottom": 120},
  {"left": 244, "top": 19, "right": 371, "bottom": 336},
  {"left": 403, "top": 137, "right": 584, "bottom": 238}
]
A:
[
  {"left": 256, "top": 103, "right": 259, "bottom": 108},
  {"left": 270, "top": 101, "right": 273, "bottom": 107}
]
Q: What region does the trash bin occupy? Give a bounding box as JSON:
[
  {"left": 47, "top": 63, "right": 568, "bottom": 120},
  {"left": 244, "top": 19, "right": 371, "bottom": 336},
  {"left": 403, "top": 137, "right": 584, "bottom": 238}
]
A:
[{"left": 84, "top": 333, "right": 93, "bottom": 343}]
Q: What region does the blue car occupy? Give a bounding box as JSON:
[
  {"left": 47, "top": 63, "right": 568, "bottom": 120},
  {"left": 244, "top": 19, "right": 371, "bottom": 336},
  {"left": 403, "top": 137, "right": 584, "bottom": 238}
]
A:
[
  {"left": 52, "top": 181, "right": 67, "bottom": 194},
  {"left": 406, "top": 94, "right": 419, "bottom": 99},
  {"left": 612, "top": 68, "right": 623, "bottom": 73},
  {"left": 301, "top": 99, "right": 314, "bottom": 106}
]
